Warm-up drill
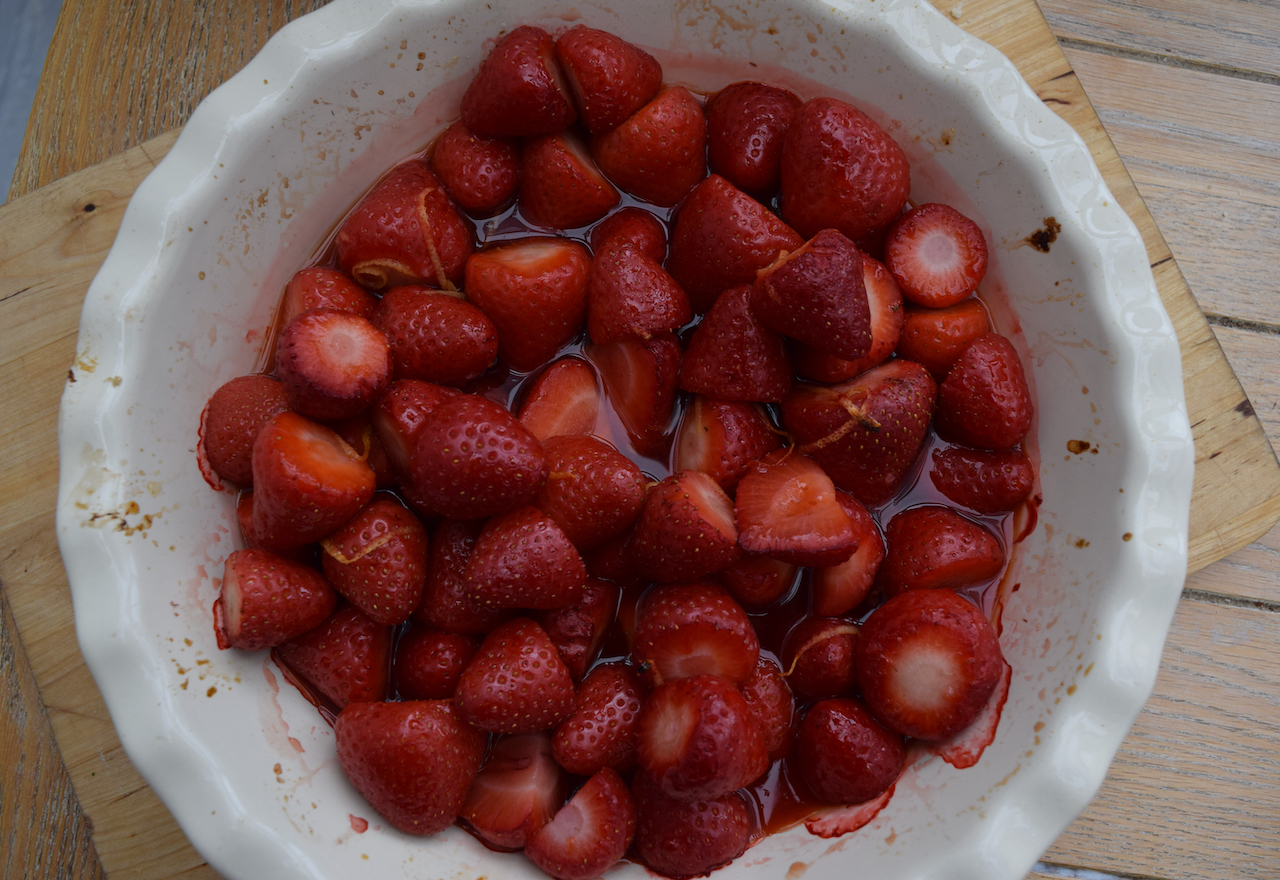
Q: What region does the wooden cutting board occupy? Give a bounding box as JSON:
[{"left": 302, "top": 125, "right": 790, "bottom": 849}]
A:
[{"left": 0, "top": 0, "right": 1277, "bottom": 878}]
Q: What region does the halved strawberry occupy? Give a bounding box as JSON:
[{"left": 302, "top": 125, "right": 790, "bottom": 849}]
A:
[
  {"left": 551, "top": 662, "right": 643, "bottom": 775},
  {"left": 517, "top": 357, "right": 601, "bottom": 442},
  {"left": 879, "top": 505, "right": 1004, "bottom": 598},
  {"left": 371, "top": 379, "right": 460, "bottom": 479},
  {"left": 735, "top": 452, "right": 856, "bottom": 567},
  {"left": 590, "top": 85, "right": 707, "bottom": 207},
  {"left": 275, "top": 604, "right": 392, "bottom": 708},
  {"left": 717, "top": 554, "right": 798, "bottom": 608},
  {"left": 586, "top": 241, "right": 691, "bottom": 345},
  {"left": 519, "top": 131, "right": 620, "bottom": 230},
  {"left": 463, "top": 733, "right": 567, "bottom": 851},
  {"left": 790, "top": 697, "right": 905, "bottom": 805},
  {"left": 199, "top": 375, "right": 289, "bottom": 487},
  {"left": 454, "top": 617, "right": 576, "bottom": 733},
  {"left": 414, "top": 519, "right": 511, "bottom": 634},
  {"left": 214, "top": 548, "right": 337, "bottom": 651},
  {"left": 334, "top": 159, "right": 474, "bottom": 290},
  {"left": 934, "top": 332, "right": 1034, "bottom": 450},
  {"left": 855, "top": 588, "right": 1005, "bottom": 740},
  {"left": 628, "top": 471, "right": 741, "bottom": 583},
  {"left": 373, "top": 286, "right": 498, "bottom": 386},
  {"left": 464, "top": 506, "right": 587, "bottom": 611},
  {"left": 671, "top": 395, "right": 781, "bottom": 492},
  {"left": 275, "top": 308, "right": 391, "bottom": 421},
  {"left": 525, "top": 767, "right": 636, "bottom": 880},
  {"left": 250, "top": 412, "right": 376, "bottom": 551},
  {"left": 554, "top": 26, "right": 662, "bottom": 134},
  {"left": 884, "top": 203, "right": 989, "bottom": 308},
  {"left": 535, "top": 577, "right": 620, "bottom": 681},
  {"left": 429, "top": 120, "right": 520, "bottom": 217},
  {"left": 666, "top": 174, "right": 804, "bottom": 313},
  {"left": 895, "top": 298, "right": 990, "bottom": 382},
  {"left": 631, "top": 771, "right": 751, "bottom": 879},
  {"left": 930, "top": 445, "right": 1035, "bottom": 513},
  {"left": 392, "top": 622, "right": 479, "bottom": 700},
  {"left": 631, "top": 581, "right": 759, "bottom": 686},
  {"left": 790, "top": 254, "right": 905, "bottom": 383},
  {"left": 533, "top": 434, "right": 647, "bottom": 551},
  {"left": 779, "top": 616, "right": 859, "bottom": 700},
  {"left": 812, "top": 491, "right": 885, "bottom": 617},
  {"left": 739, "top": 655, "right": 795, "bottom": 760},
  {"left": 335, "top": 700, "right": 485, "bottom": 835},
  {"left": 279, "top": 267, "right": 376, "bottom": 328},
  {"left": 586, "top": 331, "right": 681, "bottom": 456},
  {"left": 319, "top": 497, "right": 428, "bottom": 625},
  {"left": 705, "top": 81, "right": 802, "bottom": 199},
  {"left": 589, "top": 206, "right": 667, "bottom": 263},
  {"left": 678, "top": 284, "right": 792, "bottom": 402},
  {"left": 460, "top": 25, "right": 576, "bottom": 138}
]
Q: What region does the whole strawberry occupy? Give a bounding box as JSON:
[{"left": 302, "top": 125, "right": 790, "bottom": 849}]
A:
[
  {"left": 199, "top": 375, "right": 289, "bottom": 487},
  {"left": 879, "top": 505, "right": 1004, "bottom": 597},
  {"left": 631, "top": 771, "right": 751, "bottom": 879},
  {"left": 790, "top": 697, "right": 905, "bottom": 805},
  {"left": 591, "top": 85, "right": 707, "bottom": 207},
  {"left": 460, "top": 25, "right": 577, "bottom": 138},
  {"left": 586, "top": 240, "right": 691, "bottom": 345},
  {"left": 552, "top": 662, "right": 644, "bottom": 775},
  {"left": 934, "top": 332, "right": 1034, "bottom": 449},
  {"left": 519, "top": 131, "right": 620, "bottom": 230},
  {"left": 678, "top": 284, "right": 792, "bottom": 403},
  {"left": 320, "top": 497, "right": 428, "bottom": 625},
  {"left": 429, "top": 120, "right": 520, "bottom": 216},
  {"left": 275, "top": 604, "right": 392, "bottom": 708},
  {"left": 532, "top": 434, "right": 647, "bottom": 551},
  {"left": 930, "top": 445, "right": 1035, "bottom": 513},
  {"left": 373, "top": 286, "right": 498, "bottom": 386},
  {"left": 279, "top": 267, "right": 376, "bottom": 328},
  {"left": 705, "top": 81, "right": 802, "bottom": 198},
  {"left": 454, "top": 617, "right": 577, "bottom": 733},
  {"left": 464, "top": 506, "right": 587, "bottom": 611},
  {"left": 214, "top": 548, "right": 336, "bottom": 651}
]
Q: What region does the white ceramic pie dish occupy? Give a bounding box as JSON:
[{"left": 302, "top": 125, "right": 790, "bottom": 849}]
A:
[{"left": 56, "top": 0, "right": 1195, "bottom": 878}]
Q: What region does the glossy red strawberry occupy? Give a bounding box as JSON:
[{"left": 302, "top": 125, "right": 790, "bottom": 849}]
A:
[
  {"left": 454, "top": 617, "right": 577, "bottom": 733},
  {"left": 465, "top": 506, "right": 587, "bottom": 611},
  {"left": 535, "top": 577, "right": 620, "bottom": 681},
  {"left": 554, "top": 26, "right": 662, "bottom": 134},
  {"left": 586, "top": 331, "right": 681, "bottom": 456},
  {"left": 628, "top": 471, "right": 741, "bottom": 583},
  {"left": 739, "top": 655, "right": 795, "bottom": 760},
  {"left": 884, "top": 203, "right": 989, "bottom": 308},
  {"left": 631, "top": 772, "right": 751, "bottom": 879},
  {"left": 717, "top": 554, "right": 798, "bottom": 608},
  {"left": 429, "top": 120, "right": 520, "bottom": 216},
  {"left": 320, "top": 497, "right": 428, "bottom": 625},
  {"left": 461, "top": 732, "right": 567, "bottom": 849},
  {"left": 589, "top": 206, "right": 667, "bottom": 263},
  {"left": 532, "top": 434, "right": 647, "bottom": 551},
  {"left": 460, "top": 25, "right": 576, "bottom": 138},
  {"left": 590, "top": 85, "right": 707, "bottom": 207},
  {"left": 279, "top": 267, "right": 376, "bottom": 328},
  {"left": 791, "top": 697, "right": 905, "bottom": 804},
  {"left": 631, "top": 582, "right": 759, "bottom": 686},
  {"left": 879, "top": 505, "right": 1004, "bottom": 597},
  {"left": 199, "top": 375, "right": 289, "bottom": 487},
  {"left": 934, "top": 333, "right": 1034, "bottom": 449},
  {"left": 335, "top": 700, "right": 485, "bottom": 835},
  {"left": 517, "top": 357, "right": 600, "bottom": 442},
  {"left": 373, "top": 286, "right": 498, "bottom": 386},
  {"left": 895, "top": 298, "right": 990, "bottom": 382},
  {"left": 780, "top": 616, "right": 859, "bottom": 700},
  {"left": 214, "top": 548, "right": 337, "bottom": 651},
  {"left": 525, "top": 768, "right": 636, "bottom": 880},
  {"left": 930, "top": 445, "right": 1035, "bottom": 513},
  {"left": 705, "top": 81, "right": 802, "bottom": 198},
  {"left": 812, "top": 491, "right": 885, "bottom": 616},
  {"left": 275, "top": 308, "right": 391, "bottom": 420},
  {"left": 371, "top": 379, "right": 460, "bottom": 479},
  {"left": 671, "top": 395, "right": 781, "bottom": 492},
  {"left": 275, "top": 604, "right": 392, "bottom": 708},
  {"left": 735, "top": 452, "right": 857, "bottom": 567},
  {"left": 329, "top": 414, "right": 395, "bottom": 489},
  {"left": 586, "top": 241, "right": 691, "bottom": 345},
  {"left": 791, "top": 253, "right": 905, "bottom": 382},
  {"left": 393, "top": 623, "right": 479, "bottom": 700},
  {"left": 678, "top": 284, "right": 792, "bottom": 402},
  {"left": 414, "top": 519, "right": 511, "bottom": 634},
  {"left": 551, "top": 662, "right": 644, "bottom": 775},
  {"left": 519, "top": 131, "right": 620, "bottom": 229}
]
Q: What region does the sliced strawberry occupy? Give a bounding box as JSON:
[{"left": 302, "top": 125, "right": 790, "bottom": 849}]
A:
[
  {"left": 250, "top": 412, "right": 376, "bottom": 551},
  {"left": 739, "top": 655, "right": 795, "bottom": 760},
  {"left": 586, "top": 241, "right": 691, "bottom": 345},
  {"left": 429, "top": 120, "right": 520, "bottom": 216},
  {"left": 275, "top": 308, "right": 391, "bottom": 421},
  {"left": 455, "top": 617, "right": 577, "bottom": 733},
  {"left": 879, "top": 505, "right": 1004, "bottom": 598},
  {"left": 275, "top": 605, "right": 392, "bottom": 708},
  {"left": 631, "top": 582, "right": 759, "bottom": 686},
  {"left": 373, "top": 285, "right": 498, "bottom": 386},
  {"left": 705, "top": 81, "right": 802, "bottom": 199},
  {"left": 551, "top": 662, "right": 643, "bottom": 775},
  {"left": 464, "top": 237, "right": 592, "bottom": 372},
  {"left": 717, "top": 554, "right": 798, "bottom": 608},
  {"left": 855, "top": 588, "right": 1005, "bottom": 740},
  {"left": 465, "top": 506, "right": 587, "bottom": 611},
  {"left": 791, "top": 254, "right": 905, "bottom": 382},
  {"left": 631, "top": 771, "right": 751, "bottom": 879},
  {"left": 934, "top": 332, "right": 1034, "bottom": 450},
  {"left": 393, "top": 622, "right": 479, "bottom": 700},
  {"left": 590, "top": 85, "right": 707, "bottom": 207},
  {"left": 519, "top": 131, "right": 620, "bottom": 230},
  {"left": 535, "top": 577, "right": 620, "bottom": 681},
  {"left": 525, "top": 767, "right": 636, "bottom": 880},
  {"left": 371, "top": 379, "right": 460, "bottom": 479},
  {"left": 779, "top": 96, "right": 911, "bottom": 241},
  {"left": 462, "top": 732, "right": 567, "bottom": 850},
  {"left": 586, "top": 331, "right": 681, "bottom": 456},
  {"left": 671, "top": 395, "right": 781, "bottom": 492},
  {"left": 589, "top": 206, "right": 667, "bottom": 263},
  {"left": 414, "top": 519, "right": 511, "bottom": 634},
  {"left": 895, "top": 298, "right": 990, "bottom": 382},
  {"left": 533, "top": 434, "right": 647, "bottom": 551},
  {"left": 199, "top": 375, "right": 289, "bottom": 487},
  {"left": 334, "top": 159, "right": 473, "bottom": 290},
  {"left": 678, "top": 284, "right": 792, "bottom": 402},
  {"left": 554, "top": 26, "right": 662, "bottom": 134},
  {"left": 930, "top": 445, "right": 1035, "bottom": 513},
  {"left": 628, "top": 471, "right": 741, "bottom": 583},
  {"left": 279, "top": 267, "right": 376, "bottom": 328},
  {"left": 782, "top": 359, "right": 937, "bottom": 505},
  {"left": 812, "top": 491, "right": 885, "bottom": 616},
  {"left": 884, "top": 203, "right": 989, "bottom": 308},
  {"left": 517, "top": 357, "right": 601, "bottom": 442},
  {"left": 791, "top": 697, "right": 905, "bottom": 805},
  {"left": 734, "top": 452, "right": 856, "bottom": 567},
  {"left": 408, "top": 394, "right": 548, "bottom": 519},
  {"left": 780, "top": 616, "right": 859, "bottom": 700},
  {"left": 666, "top": 174, "right": 804, "bottom": 313},
  {"left": 214, "top": 548, "right": 337, "bottom": 651},
  {"left": 460, "top": 25, "right": 576, "bottom": 138},
  {"left": 319, "top": 497, "right": 428, "bottom": 625}
]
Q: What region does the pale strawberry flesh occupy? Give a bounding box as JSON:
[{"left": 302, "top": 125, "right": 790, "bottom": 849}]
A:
[{"left": 461, "top": 732, "right": 566, "bottom": 850}]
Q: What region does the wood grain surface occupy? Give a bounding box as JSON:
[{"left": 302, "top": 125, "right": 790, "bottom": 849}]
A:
[{"left": 2, "top": 0, "right": 1278, "bottom": 878}]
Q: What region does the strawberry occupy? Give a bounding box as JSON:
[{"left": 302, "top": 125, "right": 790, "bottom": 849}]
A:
[
  {"left": 319, "top": 497, "right": 428, "bottom": 624},
  {"left": 779, "top": 616, "right": 859, "bottom": 700},
  {"left": 930, "top": 445, "right": 1035, "bottom": 513},
  {"left": 429, "top": 120, "right": 520, "bottom": 216},
  {"left": 213, "top": 548, "right": 337, "bottom": 651},
  {"left": 586, "top": 241, "right": 691, "bottom": 345},
  {"left": 717, "top": 554, "right": 797, "bottom": 607},
  {"left": 371, "top": 379, "right": 460, "bottom": 479},
  {"left": 554, "top": 26, "right": 662, "bottom": 134},
  {"left": 934, "top": 333, "right": 1034, "bottom": 449},
  {"left": 274, "top": 604, "right": 392, "bottom": 708},
  {"left": 879, "top": 505, "right": 1004, "bottom": 597},
  {"left": 590, "top": 85, "right": 707, "bottom": 207},
  {"left": 408, "top": 394, "right": 548, "bottom": 519},
  {"left": 739, "top": 655, "right": 795, "bottom": 760},
  {"left": 551, "top": 662, "right": 643, "bottom": 775},
  {"left": 667, "top": 174, "right": 804, "bottom": 313},
  {"left": 631, "top": 582, "right": 759, "bottom": 686},
  {"left": 415, "top": 519, "right": 511, "bottom": 634},
  {"left": 250, "top": 412, "right": 376, "bottom": 551},
  {"left": 517, "top": 357, "right": 601, "bottom": 442},
  {"left": 329, "top": 415, "right": 395, "bottom": 489},
  {"left": 334, "top": 159, "right": 474, "bottom": 290},
  {"left": 628, "top": 471, "right": 741, "bottom": 583},
  {"left": 454, "top": 617, "right": 577, "bottom": 733},
  {"left": 279, "top": 267, "right": 376, "bottom": 328},
  {"left": 583, "top": 531, "right": 645, "bottom": 590},
  {"left": 199, "top": 375, "right": 289, "bottom": 487},
  {"left": 631, "top": 771, "right": 751, "bottom": 879},
  {"left": 275, "top": 308, "right": 391, "bottom": 420},
  {"left": 895, "top": 298, "right": 991, "bottom": 382},
  {"left": 884, "top": 203, "right": 989, "bottom": 308},
  {"left": 637, "top": 674, "right": 767, "bottom": 801},
  {"left": 589, "top": 206, "right": 667, "bottom": 263},
  {"left": 781, "top": 359, "right": 937, "bottom": 505},
  {"left": 464, "top": 237, "right": 592, "bottom": 372},
  {"left": 779, "top": 96, "right": 911, "bottom": 241},
  {"left": 334, "top": 699, "right": 485, "bottom": 835},
  {"left": 532, "top": 434, "right": 647, "bottom": 551},
  {"left": 525, "top": 768, "right": 636, "bottom": 880},
  {"left": 855, "top": 588, "right": 1005, "bottom": 740},
  {"left": 585, "top": 331, "right": 681, "bottom": 456},
  {"left": 678, "top": 284, "right": 792, "bottom": 402},
  {"left": 460, "top": 25, "right": 576, "bottom": 138},
  {"left": 535, "top": 577, "right": 620, "bottom": 680},
  {"left": 518, "top": 131, "right": 620, "bottom": 230},
  {"left": 464, "top": 506, "right": 587, "bottom": 611},
  {"left": 791, "top": 253, "right": 905, "bottom": 382},
  {"left": 790, "top": 697, "right": 905, "bottom": 805},
  {"left": 373, "top": 285, "right": 498, "bottom": 386},
  {"left": 393, "top": 622, "right": 479, "bottom": 700},
  {"left": 671, "top": 395, "right": 781, "bottom": 492},
  {"left": 461, "top": 732, "right": 567, "bottom": 850},
  {"left": 735, "top": 452, "right": 858, "bottom": 567},
  {"left": 705, "top": 81, "right": 802, "bottom": 199},
  {"left": 812, "top": 490, "right": 885, "bottom": 616}
]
